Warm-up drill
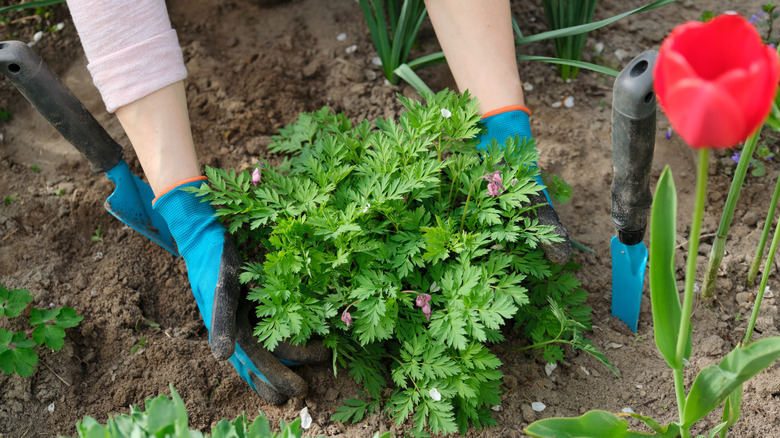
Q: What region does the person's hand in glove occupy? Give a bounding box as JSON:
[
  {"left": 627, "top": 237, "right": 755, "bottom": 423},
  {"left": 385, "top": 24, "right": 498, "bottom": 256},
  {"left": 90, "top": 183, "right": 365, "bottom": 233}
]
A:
[
  {"left": 153, "top": 177, "right": 329, "bottom": 404},
  {"left": 476, "top": 106, "right": 572, "bottom": 265}
]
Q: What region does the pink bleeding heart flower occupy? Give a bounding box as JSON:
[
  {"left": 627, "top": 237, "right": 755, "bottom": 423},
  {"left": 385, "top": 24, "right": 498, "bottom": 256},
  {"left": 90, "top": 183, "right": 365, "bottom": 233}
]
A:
[
  {"left": 341, "top": 310, "right": 352, "bottom": 328},
  {"left": 415, "top": 293, "right": 431, "bottom": 308},
  {"left": 251, "top": 167, "right": 262, "bottom": 188},
  {"left": 422, "top": 303, "right": 431, "bottom": 321}
]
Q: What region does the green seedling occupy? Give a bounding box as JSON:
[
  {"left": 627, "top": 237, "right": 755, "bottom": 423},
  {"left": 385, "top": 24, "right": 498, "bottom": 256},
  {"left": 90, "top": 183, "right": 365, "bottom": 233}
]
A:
[
  {"left": 129, "top": 337, "right": 147, "bottom": 355},
  {"left": 68, "top": 385, "right": 376, "bottom": 438},
  {"left": 0, "top": 285, "right": 83, "bottom": 377},
  {"left": 189, "top": 90, "right": 598, "bottom": 435},
  {"left": 91, "top": 225, "right": 103, "bottom": 242},
  {"left": 55, "top": 189, "right": 65, "bottom": 197},
  {"left": 3, "top": 195, "right": 15, "bottom": 207},
  {"left": 0, "top": 108, "right": 11, "bottom": 122},
  {"left": 29, "top": 164, "right": 39, "bottom": 173}
]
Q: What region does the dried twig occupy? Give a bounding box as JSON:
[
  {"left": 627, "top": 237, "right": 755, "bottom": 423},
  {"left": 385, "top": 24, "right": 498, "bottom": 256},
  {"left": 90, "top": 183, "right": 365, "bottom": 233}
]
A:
[{"left": 40, "top": 360, "right": 72, "bottom": 387}]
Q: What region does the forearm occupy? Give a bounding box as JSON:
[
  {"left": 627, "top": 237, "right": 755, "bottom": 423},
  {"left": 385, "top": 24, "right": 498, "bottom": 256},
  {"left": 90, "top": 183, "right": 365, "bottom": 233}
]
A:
[
  {"left": 115, "top": 81, "right": 200, "bottom": 196},
  {"left": 424, "top": 0, "right": 525, "bottom": 113}
]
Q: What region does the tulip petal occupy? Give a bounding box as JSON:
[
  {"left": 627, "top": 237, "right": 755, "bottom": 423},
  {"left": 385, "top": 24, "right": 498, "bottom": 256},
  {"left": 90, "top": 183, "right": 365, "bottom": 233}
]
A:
[
  {"left": 663, "top": 79, "right": 746, "bottom": 148},
  {"left": 716, "top": 57, "right": 777, "bottom": 138}
]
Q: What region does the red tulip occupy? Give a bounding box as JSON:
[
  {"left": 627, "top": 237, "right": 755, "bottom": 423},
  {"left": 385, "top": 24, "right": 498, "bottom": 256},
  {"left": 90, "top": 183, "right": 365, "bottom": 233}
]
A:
[{"left": 654, "top": 14, "right": 779, "bottom": 148}]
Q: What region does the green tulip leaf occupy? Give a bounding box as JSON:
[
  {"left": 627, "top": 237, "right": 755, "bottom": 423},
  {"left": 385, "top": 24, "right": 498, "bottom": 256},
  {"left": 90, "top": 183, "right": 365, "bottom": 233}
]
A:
[
  {"left": 523, "top": 410, "right": 656, "bottom": 437},
  {"left": 683, "top": 337, "right": 780, "bottom": 427},
  {"left": 719, "top": 385, "right": 742, "bottom": 438},
  {"left": 626, "top": 412, "right": 681, "bottom": 436},
  {"left": 650, "top": 166, "right": 691, "bottom": 369}
]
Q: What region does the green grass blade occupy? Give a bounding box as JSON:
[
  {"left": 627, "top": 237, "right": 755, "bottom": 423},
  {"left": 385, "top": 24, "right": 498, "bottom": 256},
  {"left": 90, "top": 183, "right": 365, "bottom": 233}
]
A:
[
  {"left": 0, "top": 0, "right": 65, "bottom": 13},
  {"left": 405, "top": 51, "right": 446, "bottom": 70},
  {"left": 517, "top": 0, "right": 677, "bottom": 45},
  {"left": 393, "top": 64, "right": 434, "bottom": 95},
  {"left": 516, "top": 55, "right": 619, "bottom": 77}
]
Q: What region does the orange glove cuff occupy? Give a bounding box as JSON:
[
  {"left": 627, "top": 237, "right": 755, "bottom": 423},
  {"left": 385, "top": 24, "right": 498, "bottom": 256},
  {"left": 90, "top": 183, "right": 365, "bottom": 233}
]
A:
[
  {"left": 152, "top": 176, "right": 208, "bottom": 205},
  {"left": 482, "top": 105, "right": 531, "bottom": 119}
]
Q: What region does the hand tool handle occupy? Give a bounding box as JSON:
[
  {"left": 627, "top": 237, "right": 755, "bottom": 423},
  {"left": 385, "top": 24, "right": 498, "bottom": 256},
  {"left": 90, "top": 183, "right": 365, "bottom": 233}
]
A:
[
  {"left": 0, "top": 40, "right": 123, "bottom": 173},
  {"left": 611, "top": 50, "right": 657, "bottom": 246}
]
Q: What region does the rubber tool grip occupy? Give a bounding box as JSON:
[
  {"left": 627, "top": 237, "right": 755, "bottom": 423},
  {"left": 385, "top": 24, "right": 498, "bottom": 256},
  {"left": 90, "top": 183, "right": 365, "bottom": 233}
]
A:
[
  {"left": 611, "top": 50, "right": 657, "bottom": 246},
  {"left": 0, "top": 40, "right": 123, "bottom": 173}
]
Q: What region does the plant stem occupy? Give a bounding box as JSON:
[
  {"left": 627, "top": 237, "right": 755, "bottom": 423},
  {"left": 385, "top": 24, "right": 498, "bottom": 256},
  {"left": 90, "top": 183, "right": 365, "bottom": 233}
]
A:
[
  {"left": 460, "top": 177, "right": 482, "bottom": 233},
  {"left": 674, "top": 149, "right": 708, "bottom": 435},
  {"left": 701, "top": 128, "right": 761, "bottom": 298},
  {"left": 673, "top": 367, "right": 687, "bottom": 430},
  {"left": 744, "top": 199, "right": 780, "bottom": 345},
  {"left": 747, "top": 172, "right": 780, "bottom": 286}
]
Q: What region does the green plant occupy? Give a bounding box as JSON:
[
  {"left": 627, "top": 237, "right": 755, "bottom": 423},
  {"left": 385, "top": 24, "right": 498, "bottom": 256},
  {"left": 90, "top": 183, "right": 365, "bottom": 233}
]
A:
[
  {"left": 91, "top": 224, "right": 104, "bottom": 242},
  {"left": 0, "top": 285, "right": 83, "bottom": 377},
  {"left": 359, "top": 0, "right": 427, "bottom": 85},
  {"left": 395, "top": 0, "right": 677, "bottom": 94},
  {"left": 3, "top": 195, "right": 15, "bottom": 207},
  {"left": 68, "top": 384, "right": 383, "bottom": 438},
  {"left": 0, "top": 0, "right": 64, "bottom": 15},
  {"left": 29, "top": 164, "right": 40, "bottom": 173},
  {"left": 186, "top": 90, "right": 596, "bottom": 435},
  {"left": 541, "top": 0, "right": 599, "bottom": 81},
  {"left": 0, "top": 108, "right": 11, "bottom": 122},
  {"left": 130, "top": 337, "right": 147, "bottom": 355}
]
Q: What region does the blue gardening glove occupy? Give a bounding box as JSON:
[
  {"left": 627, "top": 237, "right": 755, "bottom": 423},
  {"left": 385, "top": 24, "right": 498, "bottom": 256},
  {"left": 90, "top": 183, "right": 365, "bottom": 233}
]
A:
[
  {"left": 477, "top": 106, "right": 572, "bottom": 265},
  {"left": 153, "top": 178, "right": 328, "bottom": 404}
]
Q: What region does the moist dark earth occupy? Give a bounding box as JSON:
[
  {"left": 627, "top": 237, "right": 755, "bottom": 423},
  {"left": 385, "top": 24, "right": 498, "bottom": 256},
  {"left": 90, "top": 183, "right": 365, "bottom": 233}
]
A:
[{"left": 3, "top": 0, "right": 780, "bottom": 436}]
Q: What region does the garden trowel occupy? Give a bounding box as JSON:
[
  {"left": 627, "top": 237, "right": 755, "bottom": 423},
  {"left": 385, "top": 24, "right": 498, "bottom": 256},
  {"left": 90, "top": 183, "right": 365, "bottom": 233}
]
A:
[
  {"left": 610, "top": 50, "right": 657, "bottom": 332},
  {"left": 0, "top": 41, "right": 178, "bottom": 256}
]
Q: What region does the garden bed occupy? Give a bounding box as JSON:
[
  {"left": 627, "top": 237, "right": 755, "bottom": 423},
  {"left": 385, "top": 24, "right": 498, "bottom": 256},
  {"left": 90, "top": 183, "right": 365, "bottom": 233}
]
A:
[{"left": 2, "top": 0, "right": 780, "bottom": 436}]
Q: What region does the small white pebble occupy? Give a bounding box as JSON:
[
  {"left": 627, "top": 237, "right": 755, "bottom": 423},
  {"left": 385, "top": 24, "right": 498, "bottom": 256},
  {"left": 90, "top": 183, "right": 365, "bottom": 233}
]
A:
[
  {"left": 49, "top": 302, "right": 54, "bottom": 308},
  {"left": 337, "top": 32, "right": 347, "bottom": 41},
  {"left": 47, "top": 403, "right": 55, "bottom": 413},
  {"left": 523, "top": 82, "right": 534, "bottom": 91},
  {"left": 545, "top": 362, "right": 557, "bottom": 376},
  {"left": 94, "top": 251, "right": 103, "bottom": 261},
  {"left": 614, "top": 49, "right": 629, "bottom": 61},
  {"left": 384, "top": 78, "right": 391, "bottom": 86},
  {"left": 440, "top": 108, "right": 452, "bottom": 118},
  {"left": 491, "top": 405, "right": 503, "bottom": 412},
  {"left": 594, "top": 42, "right": 605, "bottom": 55},
  {"left": 532, "top": 402, "right": 546, "bottom": 412},
  {"left": 551, "top": 101, "right": 562, "bottom": 108},
  {"left": 636, "top": 384, "right": 643, "bottom": 389},
  {"left": 345, "top": 45, "right": 358, "bottom": 54},
  {"left": 607, "top": 342, "right": 623, "bottom": 349},
  {"left": 0, "top": 133, "right": 4, "bottom": 142},
  {"left": 693, "top": 283, "right": 700, "bottom": 293},
  {"left": 429, "top": 388, "right": 442, "bottom": 401},
  {"left": 580, "top": 366, "right": 590, "bottom": 376},
  {"left": 565, "top": 78, "right": 573, "bottom": 84},
  {"left": 765, "top": 286, "right": 774, "bottom": 298},
  {"left": 300, "top": 407, "right": 312, "bottom": 429},
  {"left": 33, "top": 31, "right": 43, "bottom": 43},
  {"left": 371, "top": 56, "right": 382, "bottom": 66},
  {"left": 622, "top": 407, "right": 635, "bottom": 414},
  {"left": 55, "top": 22, "right": 65, "bottom": 31},
  {"left": 563, "top": 96, "right": 575, "bottom": 108}
]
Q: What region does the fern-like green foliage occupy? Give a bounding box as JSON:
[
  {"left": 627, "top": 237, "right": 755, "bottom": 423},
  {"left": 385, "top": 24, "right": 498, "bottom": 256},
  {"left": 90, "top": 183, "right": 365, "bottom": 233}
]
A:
[{"left": 186, "top": 90, "right": 594, "bottom": 434}]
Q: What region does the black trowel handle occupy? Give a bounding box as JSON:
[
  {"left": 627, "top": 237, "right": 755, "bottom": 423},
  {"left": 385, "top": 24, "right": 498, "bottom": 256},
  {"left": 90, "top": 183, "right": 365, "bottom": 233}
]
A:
[
  {"left": 611, "top": 50, "right": 658, "bottom": 246},
  {"left": 0, "top": 40, "right": 123, "bottom": 173}
]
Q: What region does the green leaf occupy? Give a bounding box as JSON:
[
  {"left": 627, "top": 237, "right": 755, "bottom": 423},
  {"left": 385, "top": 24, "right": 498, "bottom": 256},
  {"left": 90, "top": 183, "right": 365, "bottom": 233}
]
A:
[
  {"left": 332, "top": 397, "right": 378, "bottom": 423},
  {"left": 649, "top": 166, "right": 690, "bottom": 369},
  {"left": 0, "top": 0, "right": 65, "bottom": 14},
  {"left": 719, "top": 385, "right": 742, "bottom": 438},
  {"left": 0, "top": 330, "right": 38, "bottom": 376},
  {"left": 683, "top": 337, "right": 780, "bottom": 427},
  {"left": 32, "top": 323, "right": 66, "bottom": 350},
  {"left": 524, "top": 410, "right": 659, "bottom": 437},
  {"left": 0, "top": 286, "right": 33, "bottom": 319}
]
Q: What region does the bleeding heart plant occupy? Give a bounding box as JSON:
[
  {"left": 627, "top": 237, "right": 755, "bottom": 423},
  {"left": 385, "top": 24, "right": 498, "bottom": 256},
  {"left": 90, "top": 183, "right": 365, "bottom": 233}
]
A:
[{"left": 526, "top": 13, "right": 780, "bottom": 438}]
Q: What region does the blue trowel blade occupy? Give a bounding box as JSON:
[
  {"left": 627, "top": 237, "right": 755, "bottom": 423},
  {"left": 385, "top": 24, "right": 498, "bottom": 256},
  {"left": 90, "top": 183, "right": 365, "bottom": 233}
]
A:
[
  {"left": 611, "top": 235, "right": 648, "bottom": 332},
  {"left": 104, "top": 160, "right": 178, "bottom": 256}
]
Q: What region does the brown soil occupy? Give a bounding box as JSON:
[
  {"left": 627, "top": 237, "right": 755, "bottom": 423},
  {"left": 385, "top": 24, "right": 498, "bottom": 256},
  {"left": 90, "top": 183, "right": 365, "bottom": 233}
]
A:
[{"left": 2, "top": 0, "right": 780, "bottom": 437}]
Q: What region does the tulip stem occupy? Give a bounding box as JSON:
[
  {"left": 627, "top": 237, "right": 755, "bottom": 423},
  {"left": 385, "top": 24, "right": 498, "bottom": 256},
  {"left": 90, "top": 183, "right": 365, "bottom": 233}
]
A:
[
  {"left": 747, "top": 171, "right": 780, "bottom": 286},
  {"left": 700, "top": 127, "right": 761, "bottom": 298}
]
